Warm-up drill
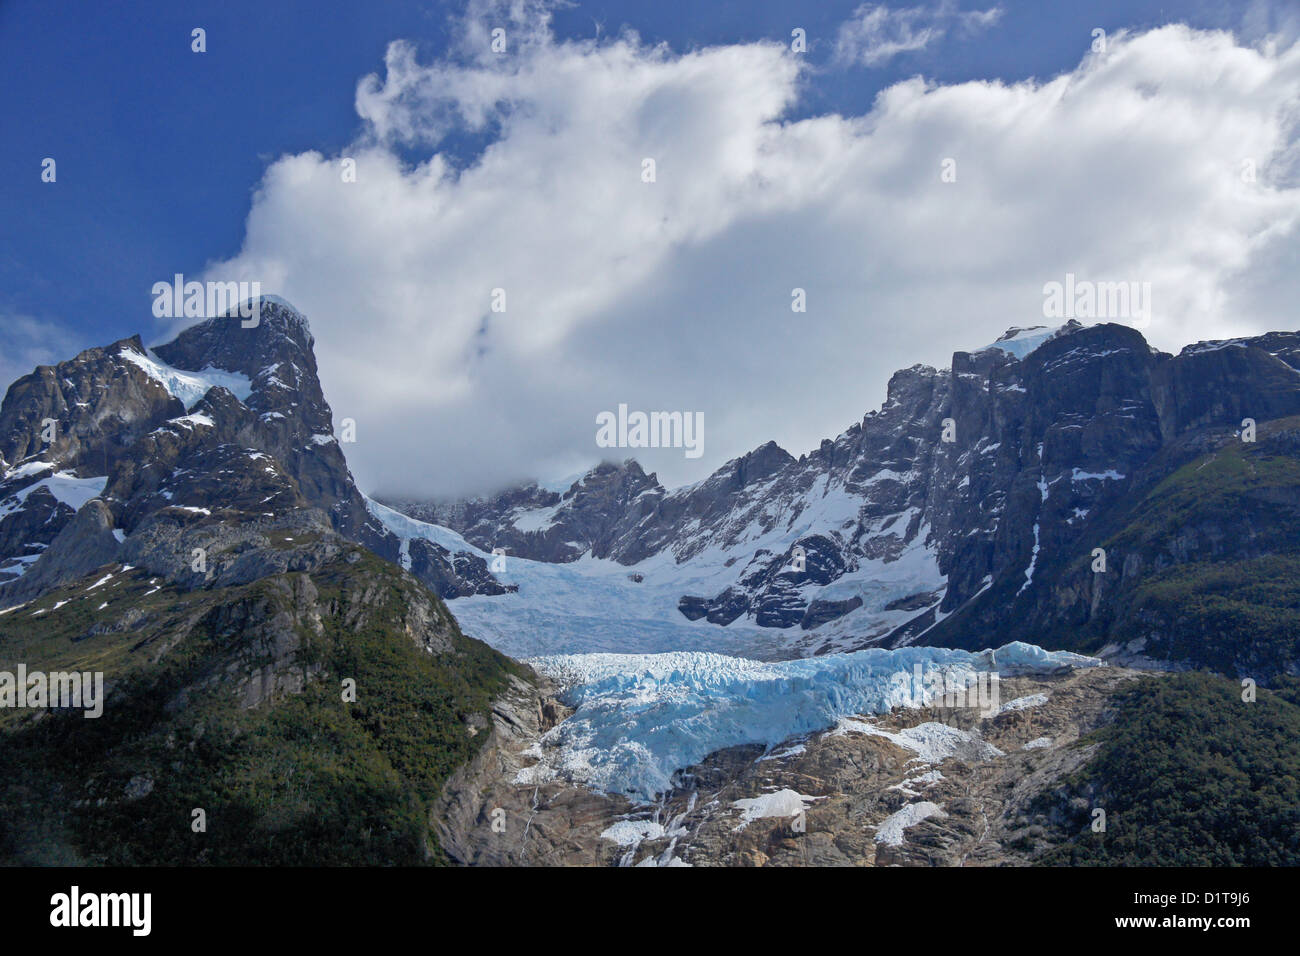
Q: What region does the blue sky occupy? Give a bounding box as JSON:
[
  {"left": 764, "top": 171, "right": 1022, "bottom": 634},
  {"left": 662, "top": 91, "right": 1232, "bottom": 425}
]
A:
[
  {"left": 0, "top": 0, "right": 1236, "bottom": 354},
  {"left": 3, "top": 1, "right": 1299, "bottom": 496}
]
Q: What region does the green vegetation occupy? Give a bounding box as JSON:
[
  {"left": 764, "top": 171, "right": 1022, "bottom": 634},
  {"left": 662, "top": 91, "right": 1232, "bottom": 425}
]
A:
[
  {"left": 1038, "top": 672, "right": 1300, "bottom": 866},
  {"left": 1118, "top": 556, "right": 1300, "bottom": 676},
  {"left": 1110, "top": 433, "right": 1300, "bottom": 558},
  {"left": 1087, "top": 427, "right": 1300, "bottom": 675},
  {"left": 0, "top": 548, "right": 527, "bottom": 865}
]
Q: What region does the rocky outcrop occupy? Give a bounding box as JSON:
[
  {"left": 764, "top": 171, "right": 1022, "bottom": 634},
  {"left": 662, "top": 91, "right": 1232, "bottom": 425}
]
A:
[
  {"left": 0, "top": 499, "right": 121, "bottom": 605},
  {"left": 432, "top": 671, "right": 626, "bottom": 866},
  {"left": 801, "top": 596, "right": 863, "bottom": 630},
  {"left": 0, "top": 335, "right": 184, "bottom": 476}
]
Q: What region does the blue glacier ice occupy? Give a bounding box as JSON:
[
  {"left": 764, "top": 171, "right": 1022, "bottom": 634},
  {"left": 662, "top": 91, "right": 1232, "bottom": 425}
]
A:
[{"left": 522, "top": 642, "right": 1102, "bottom": 799}]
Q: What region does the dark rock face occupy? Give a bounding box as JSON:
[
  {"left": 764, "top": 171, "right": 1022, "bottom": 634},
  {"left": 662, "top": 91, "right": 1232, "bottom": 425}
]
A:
[
  {"left": 705, "top": 587, "right": 751, "bottom": 626},
  {"left": 2, "top": 499, "right": 122, "bottom": 604},
  {"left": 0, "top": 485, "right": 67, "bottom": 584},
  {"left": 0, "top": 335, "right": 185, "bottom": 582},
  {"left": 801, "top": 596, "right": 863, "bottom": 629},
  {"left": 0, "top": 300, "right": 504, "bottom": 607},
  {"left": 0, "top": 334, "right": 185, "bottom": 477},
  {"left": 151, "top": 303, "right": 370, "bottom": 541},
  {"left": 676, "top": 595, "right": 709, "bottom": 622},
  {"left": 406, "top": 536, "right": 516, "bottom": 599},
  {"left": 677, "top": 587, "right": 752, "bottom": 626}
]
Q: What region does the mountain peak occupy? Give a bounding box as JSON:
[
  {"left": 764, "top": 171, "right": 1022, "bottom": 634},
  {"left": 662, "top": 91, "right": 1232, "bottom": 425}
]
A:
[
  {"left": 237, "top": 294, "right": 312, "bottom": 336},
  {"left": 153, "top": 295, "right": 315, "bottom": 380},
  {"left": 975, "top": 320, "right": 1084, "bottom": 360},
  {"left": 731, "top": 440, "right": 794, "bottom": 487}
]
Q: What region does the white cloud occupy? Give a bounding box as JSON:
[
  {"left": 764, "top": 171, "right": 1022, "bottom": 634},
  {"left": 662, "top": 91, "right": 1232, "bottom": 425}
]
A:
[
  {"left": 203, "top": 7, "right": 1300, "bottom": 500},
  {"left": 834, "top": 2, "right": 1003, "bottom": 67}
]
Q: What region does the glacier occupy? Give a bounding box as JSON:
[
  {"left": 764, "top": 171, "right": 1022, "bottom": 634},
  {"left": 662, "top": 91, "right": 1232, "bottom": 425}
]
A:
[
  {"left": 518, "top": 642, "right": 1102, "bottom": 799},
  {"left": 364, "top": 496, "right": 947, "bottom": 660},
  {"left": 363, "top": 498, "right": 1102, "bottom": 800}
]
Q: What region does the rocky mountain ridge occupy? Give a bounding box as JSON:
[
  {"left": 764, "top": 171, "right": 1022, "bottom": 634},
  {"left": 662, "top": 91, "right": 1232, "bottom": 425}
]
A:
[
  {"left": 387, "top": 319, "right": 1300, "bottom": 675},
  {"left": 0, "top": 300, "right": 508, "bottom": 610}
]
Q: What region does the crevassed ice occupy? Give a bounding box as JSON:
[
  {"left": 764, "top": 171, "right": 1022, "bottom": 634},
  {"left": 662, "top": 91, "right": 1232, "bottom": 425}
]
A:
[{"left": 521, "top": 642, "right": 1100, "bottom": 799}]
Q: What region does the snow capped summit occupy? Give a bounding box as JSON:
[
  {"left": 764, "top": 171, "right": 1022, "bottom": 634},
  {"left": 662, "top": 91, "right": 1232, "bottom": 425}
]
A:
[
  {"left": 152, "top": 294, "right": 316, "bottom": 384},
  {"left": 0, "top": 291, "right": 509, "bottom": 608},
  {"left": 224, "top": 292, "right": 310, "bottom": 327},
  {"left": 974, "top": 320, "right": 1083, "bottom": 360},
  {"left": 251, "top": 292, "right": 301, "bottom": 313},
  {"left": 245, "top": 295, "right": 313, "bottom": 338}
]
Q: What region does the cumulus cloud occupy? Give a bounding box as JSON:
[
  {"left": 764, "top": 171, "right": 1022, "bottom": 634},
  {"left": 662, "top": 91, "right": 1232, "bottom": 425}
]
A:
[
  {"left": 202, "top": 4, "right": 1300, "bottom": 499},
  {"left": 834, "top": 2, "right": 1003, "bottom": 67}
]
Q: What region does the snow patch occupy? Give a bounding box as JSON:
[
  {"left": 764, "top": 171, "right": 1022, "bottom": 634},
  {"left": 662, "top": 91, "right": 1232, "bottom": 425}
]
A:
[
  {"left": 1000, "top": 693, "right": 1048, "bottom": 713},
  {"left": 834, "top": 719, "right": 1003, "bottom": 764},
  {"left": 167, "top": 413, "right": 215, "bottom": 430},
  {"left": 600, "top": 820, "right": 666, "bottom": 845},
  {"left": 731, "top": 789, "right": 820, "bottom": 829},
  {"left": 0, "top": 472, "right": 107, "bottom": 519},
  {"left": 760, "top": 743, "right": 807, "bottom": 762},
  {"left": 1071, "top": 468, "right": 1126, "bottom": 482},
  {"left": 976, "top": 325, "right": 1066, "bottom": 360},
  {"left": 875, "top": 801, "right": 946, "bottom": 845},
  {"left": 120, "top": 348, "right": 251, "bottom": 410}
]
